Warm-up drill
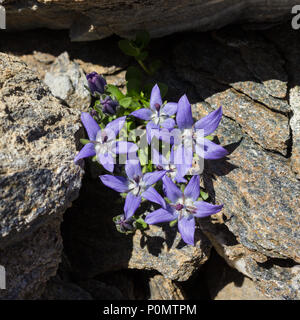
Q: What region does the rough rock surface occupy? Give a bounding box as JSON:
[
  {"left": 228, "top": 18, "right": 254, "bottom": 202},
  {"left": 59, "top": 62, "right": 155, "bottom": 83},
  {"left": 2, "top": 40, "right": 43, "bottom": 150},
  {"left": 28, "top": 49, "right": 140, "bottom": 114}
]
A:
[
  {"left": 148, "top": 275, "right": 185, "bottom": 300},
  {"left": 62, "top": 176, "right": 211, "bottom": 282},
  {"left": 202, "top": 222, "right": 300, "bottom": 300},
  {"left": 129, "top": 225, "right": 211, "bottom": 281},
  {"left": 263, "top": 25, "right": 300, "bottom": 178},
  {"left": 4, "top": 0, "right": 298, "bottom": 41},
  {"left": 0, "top": 53, "right": 83, "bottom": 298},
  {"left": 44, "top": 52, "right": 91, "bottom": 110},
  {"left": 0, "top": 219, "right": 63, "bottom": 299},
  {"left": 202, "top": 250, "right": 271, "bottom": 300}
]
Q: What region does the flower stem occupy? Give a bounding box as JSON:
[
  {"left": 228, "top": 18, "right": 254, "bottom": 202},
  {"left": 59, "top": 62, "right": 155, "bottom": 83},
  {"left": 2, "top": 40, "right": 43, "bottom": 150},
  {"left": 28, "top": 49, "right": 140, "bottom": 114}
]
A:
[{"left": 137, "top": 59, "right": 151, "bottom": 75}]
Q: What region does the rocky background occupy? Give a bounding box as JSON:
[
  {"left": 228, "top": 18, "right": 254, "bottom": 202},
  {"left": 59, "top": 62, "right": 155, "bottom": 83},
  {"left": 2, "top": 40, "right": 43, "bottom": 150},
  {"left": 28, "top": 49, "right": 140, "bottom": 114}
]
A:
[{"left": 0, "top": 4, "right": 300, "bottom": 300}]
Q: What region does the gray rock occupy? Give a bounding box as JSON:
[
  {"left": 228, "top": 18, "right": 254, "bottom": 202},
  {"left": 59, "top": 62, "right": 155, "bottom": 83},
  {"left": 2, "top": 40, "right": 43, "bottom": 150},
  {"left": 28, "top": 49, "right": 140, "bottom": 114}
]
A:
[
  {"left": 0, "top": 219, "right": 63, "bottom": 299},
  {"left": 148, "top": 274, "right": 185, "bottom": 300},
  {"left": 193, "top": 102, "right": 300, "bottom": 263},
  {"left": 129, "top": 224, "right": 211, "bottom": 281},
  {"left": 44, "top": 52, "right": 91, "bottom": 110},
  {"left": 200, "top": 249, "right": 271, "bottom": 300},
  {"left": 202, "top": 222, "right": 300, "bottom": 300},
  {"left": 262, "top": 25, "right": 300, "bottom": 178},
  {"left": 4, "top": 1, "right": 299, "bottom": 41},
  {"left": 0, "top": 53, "right": 83, "bottom": 298}
]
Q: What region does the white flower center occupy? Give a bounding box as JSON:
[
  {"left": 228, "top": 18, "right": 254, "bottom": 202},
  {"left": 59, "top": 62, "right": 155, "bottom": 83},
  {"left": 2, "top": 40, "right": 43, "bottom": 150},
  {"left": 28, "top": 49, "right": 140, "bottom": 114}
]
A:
[
  {"left": 151, "top": 110, "right": 168, "bottom": 125},
  {"left": 94, "top": 130, "right": 115, "bottom": 155}
]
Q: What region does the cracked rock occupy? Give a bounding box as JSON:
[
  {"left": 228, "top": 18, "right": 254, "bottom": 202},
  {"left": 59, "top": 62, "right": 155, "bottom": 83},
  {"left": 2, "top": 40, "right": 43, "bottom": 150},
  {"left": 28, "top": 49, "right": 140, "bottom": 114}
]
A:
[
  {"left": 0, "top": 53, "right": 83, "bottom": 299},
  {"left": 44, "top": 52, "right": 91, "bottom": 110}
]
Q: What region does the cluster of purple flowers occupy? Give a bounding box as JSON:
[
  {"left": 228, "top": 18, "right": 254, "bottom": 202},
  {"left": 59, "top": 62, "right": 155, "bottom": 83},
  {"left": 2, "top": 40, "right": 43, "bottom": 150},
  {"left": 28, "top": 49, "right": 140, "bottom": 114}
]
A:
[{"left": 74, "top": 72, "right": 228, "bottom": 245}]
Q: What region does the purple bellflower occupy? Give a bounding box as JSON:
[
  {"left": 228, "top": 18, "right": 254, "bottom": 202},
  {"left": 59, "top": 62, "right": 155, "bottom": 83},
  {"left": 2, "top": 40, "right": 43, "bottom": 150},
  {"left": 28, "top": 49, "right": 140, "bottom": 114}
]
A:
[
  {"left": 100, "top": 160, "right": 166, "bottom": 203},
  {"left": 100, "top": 96, "right": 119, "bottom": 115},
  {"left": 152, "top": 147, "right": 187, "bottom": 183},
  {"left": 86, "top": 72, "right": 107, "bottom": 95},
  {"left": 170, "top": 95, "right": 228, "bottom": 177},
  {"left": 130, "top": 84, "right": 177, "bottom": 144},
  {"left": 115, "top": 193, "right": 141, "bottom": 233},
  {"left": 74, "top": 112, "right": 137, "bottom": 172},
  {"left": 144, "top": 175, "right": 223, "bottom": 245}
]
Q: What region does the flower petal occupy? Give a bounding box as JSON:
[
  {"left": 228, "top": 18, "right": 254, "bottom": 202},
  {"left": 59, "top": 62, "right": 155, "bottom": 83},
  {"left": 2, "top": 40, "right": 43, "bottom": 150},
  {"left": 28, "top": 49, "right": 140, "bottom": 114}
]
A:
[
  {"left": 124, "top": 193, "right": 141, "bottom": 219},
  {"left": 174, "top": 173, "right": 188, "bottom": 183},
  {"left": 150, "top": 84, "right": 163, "bottom": 111},
  {"left": 99, "top": 175, "right": 129, "bottom": 192},
  {"left": 114, "top": 141, "right": 138, "bottom": 154},
  {"left": 162, "top": 175, "right": 182, "bottom": 203},
  {"left": 98, "top": 152, "right": 115, "bottom": 172},
  {"left": 74, "top": 143, "right": 96, "bottom": 163},
  {"left": 131, "top": 108, "right": 152, "bottom": 121},
  {"left": 142, "top": 187, "right": 166, "bottom": 208},
  {"left": 151, "top": 147, "right": 169, "bottom": 166},
  {"left": 178, "top": 216, "right": 195, "bottom": 245},
  {"left": 162, "top": 102, "right": 177, "bottom": 116},
  {"left": 81, "top": 112, "right": 101, "bottom": 141},
  {"left": 161, "top": 118, "right": 176, "bottom": 129},
  {"left": 143, "top": 170, "right": 166, "bottom": 186},
  {"left": 200, "top": 139, "right": 228, "bottom": 160},
  {"left": 105, "top": 116, "right": 126, "bottom": 138},
  {"left": 184, "top": 175, "right": 200, "bottom": 201},
  {"left": 176, "top": 94, "right": 193, "bottom": 129},
  {"left": 194, "top": 106, "right": 223, "bottom": 136},
  {"left": 176, "top": 163, "right": 191, "bottom": 179},
  {"left": 125, "top": 161, "right": 142, "bottom": 180},
  {"left": 146, "top": 121, "right": 159, "bottom": 144},
  {"left": 174, "top": 144, "right": 193, "bottom": 166},
  {"left": 194, "top": 201, "right": 223, "bottom": 218},
  {"left": 145, "top": 208, "right": 175, "bottom": 225}
]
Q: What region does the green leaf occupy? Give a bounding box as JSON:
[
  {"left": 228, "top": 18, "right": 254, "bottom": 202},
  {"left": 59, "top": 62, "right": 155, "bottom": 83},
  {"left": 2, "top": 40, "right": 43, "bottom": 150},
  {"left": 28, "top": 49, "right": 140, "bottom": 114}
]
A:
[
  {"left": 169, "top": 219, "right": 178, "bottom": 227},
  {"left": 118, "top": 39, "right": 140, "bottom": 57},
  {"left": 205, "top": 135, "right": 214, "bottom": 141},
  {"left": 200, "top": 190, "right": 209, "bottom": 200},
  {"left": 127, "top": 78, "right": 141, "bottom": 97},
  {"left": 135, "top": 30, "right": 150, "bottom": 49},
  {"left": 135, "top": 217, "right": 148, "bottom": 230},
  {"left": 129, "top": 99, "right": 142, "bottom": 111},
  {"left": 119, "top": 97, "right": 133, "bottom": 108},
  {"left": 106, "top": 84, "right": 125, "bottom": 101},
  {"left": 126, "top": 66, "right": 143, "bottom": 81},
  {"left": 80, "top": 139, "right": 90, "bottom": 145},
  {"left": 138, "top": 148, "right": 149, "bottom": 166}
]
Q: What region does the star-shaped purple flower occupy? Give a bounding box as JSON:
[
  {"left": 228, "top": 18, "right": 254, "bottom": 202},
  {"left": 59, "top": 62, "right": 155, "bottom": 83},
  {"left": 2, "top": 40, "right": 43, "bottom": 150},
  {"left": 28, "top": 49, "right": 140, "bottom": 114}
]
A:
[
  {"left": 171, "top": 95, "right": 228, "bottom": 177},
  {"left": 152, "top": 147, "right": 187, "bottom": 183},
  {"left": 143, "top": 175, "right": 223, "bottom": 245},
  {"left": 74, "top": 112, "right": 137, "bottom": 172},
  {"left": 115, "top": 192, "right": 142, "bottom": 232},
  {"left": 130, "top": 84, "right": 177, "bottom": 144},
  {"left": 100, "top": 160, "right": 166, "bottom": 204}
]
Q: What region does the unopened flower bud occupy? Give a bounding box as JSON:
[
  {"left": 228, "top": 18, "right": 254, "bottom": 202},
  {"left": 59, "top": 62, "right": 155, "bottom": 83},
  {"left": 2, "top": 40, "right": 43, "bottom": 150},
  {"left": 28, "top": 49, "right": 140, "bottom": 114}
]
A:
[
  {"left": 86, "top": 72, "right": 107, "bottom": 95},
  {"left": 100, "top": 96, "right": 118, "bottom": 115}
]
